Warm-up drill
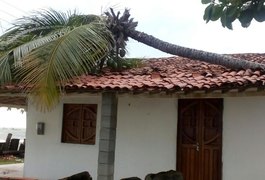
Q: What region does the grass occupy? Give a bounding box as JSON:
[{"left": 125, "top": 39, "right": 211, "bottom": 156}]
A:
[{"left": 0, "top": 155, "right": 23, "bottom": 165}]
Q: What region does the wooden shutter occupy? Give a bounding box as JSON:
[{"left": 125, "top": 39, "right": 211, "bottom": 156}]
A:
[
  {"left": 82, "top": 104, "right": 97, "bottom": 144},
  {"left": 62, "top": 104, "right": 97, "bottom": 145}
]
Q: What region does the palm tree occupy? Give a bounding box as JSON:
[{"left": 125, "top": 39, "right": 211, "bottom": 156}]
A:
[
  {"left": 1, "top": 8, "right": 264, "bottom": 110},
  {"left": 0, "top": 9, "right": 114, "bottom": 110},
  {"left": 105, "top": 8, "right": 265, "bottom": 70}
]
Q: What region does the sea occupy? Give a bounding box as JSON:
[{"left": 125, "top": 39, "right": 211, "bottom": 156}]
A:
[{"left": 0, "top": 128, "right": 26, "bottom": 142}]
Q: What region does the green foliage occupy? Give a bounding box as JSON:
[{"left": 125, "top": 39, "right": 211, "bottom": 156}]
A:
[
  {"left": 202, "top": 0, "right": 265, "bottom": 29},
  {"left": 124, "top": 58, "right": 143, "bottom": 68},
  {"left": 111, "top": 58, "right": 143, "bottom": 70},
  {"left": 203, "top": 4, "right": 214, "bottom": 23},
  {"left": 0, "top": 8, "right": 144, "bottom": 110},
  {"left": 104, "top": 55, "right": 142, "bottom": 71},
  {"left": 0, "top": 9, "right": 114, "bottom": 111},
  {"left": 254, "top": 6, "right": 265, "bottom": 22},
  {"left": 211, "top": 5, "right": 224, "bottom": 21},
  {"left": 201, "top": 0, "right": 212, "bottom": 4}
]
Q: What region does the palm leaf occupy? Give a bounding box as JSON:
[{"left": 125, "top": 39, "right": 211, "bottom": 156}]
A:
[
  {"left": 16, "top": 22, "right": 114, "bottom": 110},
  {"left": 0, "top": 54, "right": 13, "bottom": 84},
  {"left": 0, "top": 9, "right": 112, "bottom": 85},
  {"left": 12, "top": 28, "right": 71, "bottom": 62},
  {"left": 0, "top": 28, "right": 72, "bottom": 85},
  {"left": 1, "top": 9, "right": 101, "bottom": 43},
  {"left": 0, "top": 9, "right": 101, "bottom": 56},
  {"left": 0, "top": 9, "right": 115, "bottom": 110}
]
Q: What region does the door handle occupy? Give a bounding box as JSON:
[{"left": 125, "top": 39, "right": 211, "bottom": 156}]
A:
[{"left": 193, "top": 142, "right": 199, "bottom": 151}]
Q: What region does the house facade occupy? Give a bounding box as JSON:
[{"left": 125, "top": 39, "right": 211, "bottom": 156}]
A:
[
  {"left": 2, "top": 54, "right": 265, "bottom": 180},
  {"left": 24, "top": 94, "right": 265, "bottom": 180}
]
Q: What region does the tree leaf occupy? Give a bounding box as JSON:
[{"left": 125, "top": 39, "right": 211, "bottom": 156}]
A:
[
  {"left": 15, "top": 22, "right": 114, "bottom": 110},
  {"left": 225, "top": 21, "right": 233, "bottom": 29},
  {"left": 203, "top": 4, "right": 214, "bottom": 23},
  {"left": 221, "top": 9, "right": 227, "bottom": 28},
  {"left": 220, "top": 5, "right": 239, "bottom": 29},
  {"left": 254, "top": 6, "right": 265, "bottom": 22},
  {"left": 239, "top": 8, "right": 254, "bottom": 28},
  {"left": 201, "top": 0, "right": 212, "bottom": 4},
  {"left": 226, "top": 5, "right": 238, "bottom": 19},
  {"left": 0, "top": 54, "right": 13, "bottom": 84},
  {"left": 211, "top": 5, "right": 224, "bottom": 21},
  {"left": 221, "top": 8, "right": 233, "bottom": 29}
]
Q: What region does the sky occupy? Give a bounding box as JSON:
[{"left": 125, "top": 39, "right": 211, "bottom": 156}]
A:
[
  {"left": 0, "top": 107, "right": 26, "bottom": 128},
  {"left": 0, "top": 0, "right": 264, "bottom": 128},
  {"left": 0, "top": 0, "right": 265, "bottom": 58}
]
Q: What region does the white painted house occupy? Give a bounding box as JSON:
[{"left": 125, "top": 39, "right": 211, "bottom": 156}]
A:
[{"left": 1, "top": 54, "right": 265, "bottom": 180}]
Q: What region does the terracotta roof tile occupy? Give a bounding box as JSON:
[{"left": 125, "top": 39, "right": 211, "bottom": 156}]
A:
[
  {"left": 63, "top": 54, "right": 265, "bottom": 93},
  {"left": 3, "top": 53, "right": 265, "bottom": 94}
]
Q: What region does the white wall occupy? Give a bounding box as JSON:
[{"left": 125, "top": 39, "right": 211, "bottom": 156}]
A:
[
  {"left": 115, "top": 96, "right": 265, "bottom": 180},
  {"left": 114, "top": 96, "right": 178, "bottom": 179},
  {"left": 223, "top": 97, "right": 265, "bottom": 180},
  {"left": 24, "top": 94, "right": 101, "bottom": 180},
  {"left": 24, "top": 94, "right": 265, "bottom": 180}
]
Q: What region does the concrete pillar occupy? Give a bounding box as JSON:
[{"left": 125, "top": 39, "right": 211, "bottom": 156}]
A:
[{"left": 97, "top": 93, "right": 117, "bottom": 180}]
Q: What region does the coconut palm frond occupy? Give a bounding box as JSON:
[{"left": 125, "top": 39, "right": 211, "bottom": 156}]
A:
[
  {"left": 16, "top": 22, "right": 114, "bottom": 110},
  {"left": 1, "top": 9, "right": 100, "bottom": 44},
  {"left": 15, "top": 9, "right": 69, "bottom": 30},
  {"left": 0, "top": 28, "right": 72, "bottom": 85},
  {"left": 0, "top": 26, "right": 52, "bottom": 47},
  {"left": 0, "top": 9, "right": 107, "bottom": 91},
  {"left": 12, "top": 28, "right": 71, "bottom": 62},
  {"left": 67, "top": 14, "right": 102, "bottom": 26},
  {"left": 0, "top": 9, "right": 105, "bottom": 56},
  {"left": 20, "top": 9, "right": 70, "bottom": 36},
  {"left": 1, "top": 19, "right": 61, "bottom": 43},
  {"left": 0, "top": 9, "right": 115, "bottom": 110},
  {"left": 0, "top": 54, "right": 13, "bottom": 85},
  {"left": 0, "top": 29, "right": 20, "bottom": 42}
]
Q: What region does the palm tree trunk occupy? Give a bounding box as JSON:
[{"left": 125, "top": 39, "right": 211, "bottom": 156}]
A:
[{"left": 128, "top": 29, "right": 265, "bottom": 70}]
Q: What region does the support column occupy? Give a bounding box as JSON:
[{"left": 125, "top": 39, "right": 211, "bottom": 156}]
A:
[{"left": 97, "top": 92, "right": 117, "bottom": 180}]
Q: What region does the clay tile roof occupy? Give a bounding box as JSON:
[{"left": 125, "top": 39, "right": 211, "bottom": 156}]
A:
[
  {"left": 63, "top": 53, "right": 265, "bottom": 93},
  {"left": 2, "top": 53, "right": 265, "bottom": 96}
]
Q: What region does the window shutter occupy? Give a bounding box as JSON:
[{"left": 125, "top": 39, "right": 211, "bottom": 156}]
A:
[
  {"left": 62, "top": 104, "right": 97, "bottom": 145},
  {"left": 81, "top": 104, "right": 97, "bottom": 144}
]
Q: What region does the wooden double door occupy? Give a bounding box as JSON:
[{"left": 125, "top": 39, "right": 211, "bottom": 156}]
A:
[{"left": 177, "top": 99, "right": 223, "bottom": 180}]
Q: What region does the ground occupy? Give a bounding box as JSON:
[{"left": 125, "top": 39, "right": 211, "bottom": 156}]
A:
[{"left": 0, "top": 155, "right": 23, "bottom": 165}]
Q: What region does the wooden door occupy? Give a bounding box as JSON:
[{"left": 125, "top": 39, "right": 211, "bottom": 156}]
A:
[{"left": 177, "top": 99, "right": 223, "bottom": 180}]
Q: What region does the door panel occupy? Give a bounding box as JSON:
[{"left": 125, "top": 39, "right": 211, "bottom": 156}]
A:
[
  {"left": 180, "top": 146, "right": 199, "bottom": 180},
  {"left": 177, "top": 99, "right": 223, "bottom": 180}
]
